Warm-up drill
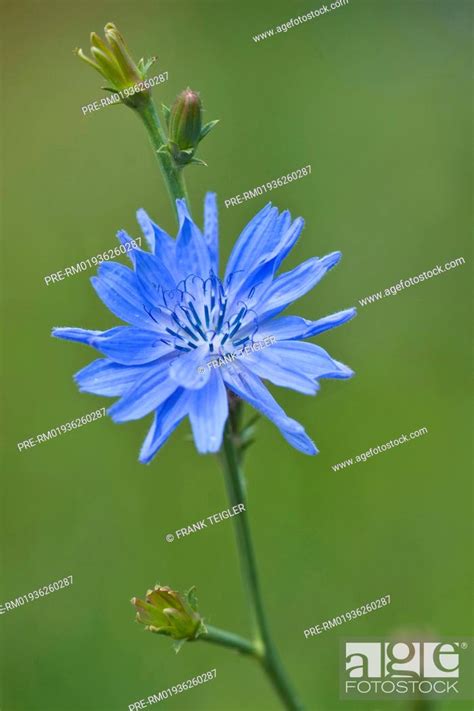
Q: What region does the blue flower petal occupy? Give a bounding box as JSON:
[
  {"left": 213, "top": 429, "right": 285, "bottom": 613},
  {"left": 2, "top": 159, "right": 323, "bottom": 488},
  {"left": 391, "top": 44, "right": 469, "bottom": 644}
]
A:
[
  {"left": 224, "top": 203, "right": 274, "bottom": 282},
  {"left": 281, "top": 425, "right": 320, "bottom": 455},
  {"left": 168, "top": 346, "right": 211, "bottom": 389},
  {"left": 134, "top": 250, "right": 176, "bottom": 306},
  {"left": 74, "top": 358, "right": 148, "bottom": 396},
  {"left": 139, "top": 389, "right": 191, "bottom": 463},
  {"left": 321, "top": 359, "right": 354, "bottom": 379},
  {"left": 222, "top": 363, "right": 318, "bottom": 455},
  {"left": 272, "top": 215, "right": 302, "bottom": 270},
  {"left": 247, "top": 316, "right": 312, "bottom": 340},
  {"left": 176, "top": 215, "right": 211, "bottom": 279},
  {"left": 303, "top": 308, "right": 357, "bottom": 338},
  {"left": 116, "top": 229, "right": 142, "bottom": 266},
  {"left": 136, "top": 208, "right": 178, "bottom": 276},
  {"left": 226, "top": 215, "right": 304, "bottom": 314},
  {"left": 90, "top": 327, "right": 173, "bottom": 365},
  {"left": 52, "top": 327, "right": 105, "bottom": 344},
  {"left": 243, "top": 351, "right": 320, "bottom": 395},
  {"left": 136, "top": 209, "right": 155, "bottom": 252},
  {"left": 254, "top": 308, "right": 356, "bottom": 341},
  {"left": 246, "top": 340, "right": 353, "bottom": 386},
  {"left": 227, "top": 258, "right": 276, "bottom": 315},
  {"left": 274, "top": 209, "right": 292, "bottom": 244},
  {"left": 176, "top": 197, "right": 193, "bottom": 225},
  {"left": 189, "top": 370, "right": 228, "bottom": 453},
  {"left": 257, "top": 252, "right": 342, "bottom": 320},
  {"left": 231, "top": 205, "right": 279, "bottom": 272},
  {"left": 108, "top": 359, "right": 178, "bottom": 422},
  {"left": 204, "top": 192, "right": 219, "bottom": 273},
  {"left": 91, "top": 262, "right": 158, "bottom": 329}
]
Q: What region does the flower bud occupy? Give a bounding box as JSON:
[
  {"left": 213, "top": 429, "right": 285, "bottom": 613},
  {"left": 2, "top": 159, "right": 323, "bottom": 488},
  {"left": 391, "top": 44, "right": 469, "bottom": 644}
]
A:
[
  {"left": 75, "top": 23, "right": 156, "bottom": 106},
  {"left": 163, "top": 89, "right": 219, "bottom": 168},
  {"left": 103, "top": 23, "right": 142, "bottom": 86},
  {"left": 169, "top": 89, "right": 202, "bottom": 152},
  {"left": 131, "top": 585, "right": 205, "bottom": 641}
]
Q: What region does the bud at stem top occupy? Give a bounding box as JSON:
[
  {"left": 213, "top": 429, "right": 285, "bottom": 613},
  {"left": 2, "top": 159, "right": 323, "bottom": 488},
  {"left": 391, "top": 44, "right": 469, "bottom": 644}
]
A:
[
  {"left": 75, "top": 22, "right": 156, "bottom": 107},
  {"left": 131, "top": 585, "right": 205, "bottom": 642}
]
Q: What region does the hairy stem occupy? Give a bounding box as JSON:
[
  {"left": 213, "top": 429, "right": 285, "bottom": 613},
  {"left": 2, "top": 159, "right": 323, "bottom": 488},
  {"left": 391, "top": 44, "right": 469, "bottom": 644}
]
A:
[{"left": 218, "top": 416, "right": 304, "bottom": 711}]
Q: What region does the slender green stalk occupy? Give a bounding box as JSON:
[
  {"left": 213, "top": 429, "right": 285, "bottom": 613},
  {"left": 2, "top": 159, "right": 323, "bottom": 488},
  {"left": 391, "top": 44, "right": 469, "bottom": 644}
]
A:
[
  {"left": 200, "top": 625, "right": 257, "bottom": 657},
  {"left": 133, "top": 98, "right": 190, "bottom": 222},
  {"left": 219, "top": 418, "right": 304, "bottom": 711}
]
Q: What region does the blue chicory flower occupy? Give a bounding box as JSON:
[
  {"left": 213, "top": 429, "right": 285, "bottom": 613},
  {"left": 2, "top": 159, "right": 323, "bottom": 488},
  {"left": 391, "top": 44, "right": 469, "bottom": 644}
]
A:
[{"left": 53, "top": 194, "right": 355, "bottom": 463}]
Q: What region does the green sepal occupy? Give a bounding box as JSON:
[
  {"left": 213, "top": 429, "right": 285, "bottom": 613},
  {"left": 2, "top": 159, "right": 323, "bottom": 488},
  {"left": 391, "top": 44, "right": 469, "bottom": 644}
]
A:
[
  {"left": 199, "top": 119, "right": 219, "bottom": 142},
  {"left": 138, "top": 56, "right": 157, "bottom": 75},
  {"left": 173, "top": 639, "right": 186, "bottom": 654},
  {"left": 189, "top": 157, "right": 208, "bottom": 167},
  {"left": 237, "top": 413, "right": 260, "bottom": 460},
  {"left": 240, "top": 414, "right": 260, "bottom": 443},
  {"left": 172, "top": 619, "right": 206, "bottom": 654},
  {"left": 166, "top": 142, "right": 201, "bottom": 168},
  {"left": 185, "top": 586, "right": 199, "bottom": 611}
]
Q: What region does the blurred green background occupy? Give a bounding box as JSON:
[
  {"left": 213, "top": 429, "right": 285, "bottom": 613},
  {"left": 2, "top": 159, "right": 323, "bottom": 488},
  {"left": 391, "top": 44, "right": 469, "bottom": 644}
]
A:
[{"left": 1, "top": 0, "right": 472, "bottom": 709}]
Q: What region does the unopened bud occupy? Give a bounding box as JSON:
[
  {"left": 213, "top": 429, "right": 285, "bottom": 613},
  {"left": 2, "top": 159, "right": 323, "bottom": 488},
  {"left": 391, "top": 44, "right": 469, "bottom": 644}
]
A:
[
  {"left": 75, "top": 22, "right": 156, "bottom": 107},
  {"left": 163, "top": 89, "right": 219, "bottom": 168},
  {"left": 169, "top": 89, "right": 202, "bottom": 151},
  {"left": 131, "top": 585, "right": 205, "bottom": 641}
]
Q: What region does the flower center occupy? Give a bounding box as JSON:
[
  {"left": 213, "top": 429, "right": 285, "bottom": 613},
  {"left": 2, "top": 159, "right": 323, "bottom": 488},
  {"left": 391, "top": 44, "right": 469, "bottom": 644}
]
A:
[{"left": 150, "top": 273, "right": 257, "bottom": 355}]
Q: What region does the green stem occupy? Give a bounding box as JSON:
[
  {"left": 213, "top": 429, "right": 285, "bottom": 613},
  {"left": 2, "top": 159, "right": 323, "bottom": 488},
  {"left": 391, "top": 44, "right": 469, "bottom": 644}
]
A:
[
  {"left": 133, "top": 98, "right": 190, "bottom": 222},
  {"left": 219, "top": 419, "right": 304, "bottom": 711},
  {"left": 200, "top": 624, "right": 257, "bottom": 657}
]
